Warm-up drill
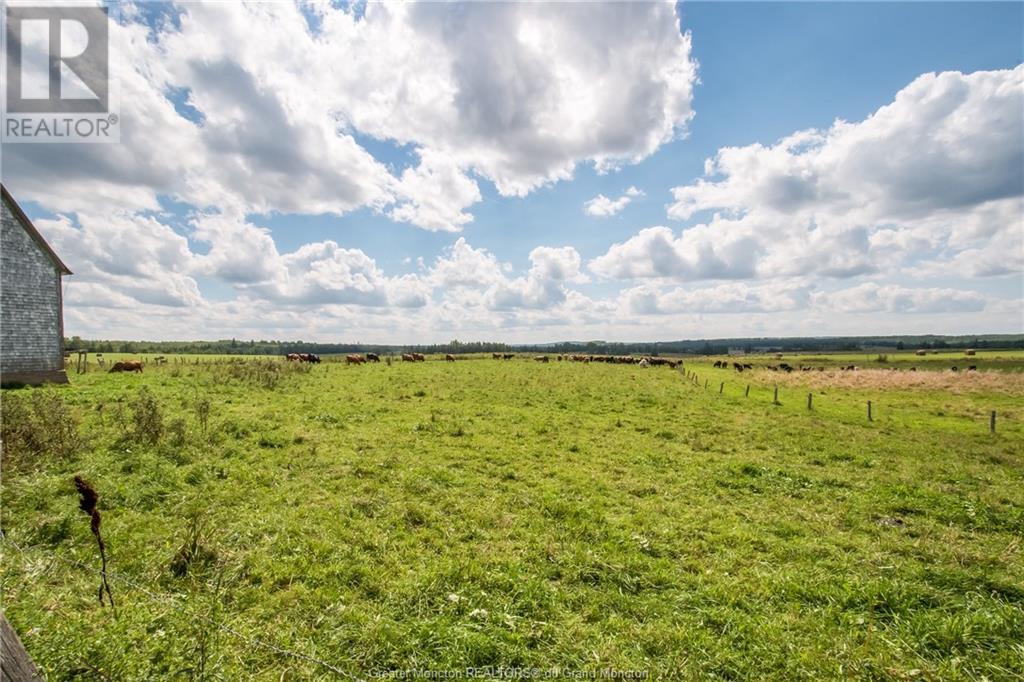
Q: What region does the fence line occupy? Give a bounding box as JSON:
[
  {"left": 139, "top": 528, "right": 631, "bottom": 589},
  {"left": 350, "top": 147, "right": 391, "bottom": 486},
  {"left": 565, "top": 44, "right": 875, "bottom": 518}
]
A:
[
  {"left": 0, "top": 533, "right": 365, "bottom": 681},
  {"left": 681, "top": 371, "right": 1000, "bottom": 434}
]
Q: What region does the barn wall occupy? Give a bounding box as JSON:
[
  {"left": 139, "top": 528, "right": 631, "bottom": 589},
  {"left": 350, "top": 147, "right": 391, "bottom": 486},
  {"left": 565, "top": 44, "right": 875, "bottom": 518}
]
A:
[{"left": 1, "top": 196, "right": 64, "bottom": 377}]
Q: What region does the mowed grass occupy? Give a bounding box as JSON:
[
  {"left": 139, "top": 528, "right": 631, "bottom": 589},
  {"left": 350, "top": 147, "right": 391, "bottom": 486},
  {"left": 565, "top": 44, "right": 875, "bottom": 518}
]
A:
[{"left": 2, "top": 354, "right": 1022, "bottom": 679}]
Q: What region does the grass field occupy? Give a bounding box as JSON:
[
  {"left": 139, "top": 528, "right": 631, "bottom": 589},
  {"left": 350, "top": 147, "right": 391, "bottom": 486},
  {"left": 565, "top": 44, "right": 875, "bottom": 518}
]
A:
[{"left": 2, "top": 352, "right": 1022, "bottom": 679}]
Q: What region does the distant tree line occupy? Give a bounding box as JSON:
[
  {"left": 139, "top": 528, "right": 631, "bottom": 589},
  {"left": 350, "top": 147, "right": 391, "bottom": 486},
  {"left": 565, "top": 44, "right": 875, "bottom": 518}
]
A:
[{"left": 63, "top": 334, "right": 1024, "bottom": 357}]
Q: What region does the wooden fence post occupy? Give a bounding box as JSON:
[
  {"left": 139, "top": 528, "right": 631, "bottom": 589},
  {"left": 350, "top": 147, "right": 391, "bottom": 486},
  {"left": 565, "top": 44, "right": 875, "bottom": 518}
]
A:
[
  {"left": 719, "top": 382, "right": 724, "bottom": 394},
  {"left": 745, "top": 384, "right": 750, "bottom": 397},
  {"left": 990, "top": 411, "right": 996, "bottom": 433},
  {"left": 704, "top": 379, "right": 708, "bottom": 389},
  {"left": 773, "top": 386, "right": 779, "bottom": 405},
  {"left": 1, "top": 615, "right": 42, "bottom": 680},
  {"left": 867, "top": 401, "right": 873, "bottom": 422},
  {"left": 807, "top": 393, "right": 813, "bottom": 410}
]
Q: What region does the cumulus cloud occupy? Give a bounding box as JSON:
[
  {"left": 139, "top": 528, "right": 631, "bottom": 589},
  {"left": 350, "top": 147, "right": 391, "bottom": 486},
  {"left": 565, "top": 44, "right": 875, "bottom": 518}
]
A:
[
  {"left": 389, "top": 150, "right": 482, "bottom": 232},
  {"left": 34, "top": 212, "right": 201, "bottom": 308},
  {"left": 426, "top": 239, "right": 588, "bottom": 311},
  {"left": 244, "top": 241, "right": 390, "bottom": 306},
  {"left": 622, "top": 281, "right": 810, "bottom": 315},
  {"left": 814, "top": 283, "right": 986, "bottom": 314},
  {"left": 7, "top": 8, "right": 1018, "bottom": 342},
  {"left": 4, "top": 1, "right": 696, "bottom": 232},
  {"left": 591, "top": 67, "right": 1022, "bottom": 286},
  {"left": 584, "top": 186, "right": 644, "bottom": 217},
  {"left": 621, "top": 280, "right": 988, "bottom": 316},
  {"left": 590, "top": 225, "right": 760, "bottom": 280}
]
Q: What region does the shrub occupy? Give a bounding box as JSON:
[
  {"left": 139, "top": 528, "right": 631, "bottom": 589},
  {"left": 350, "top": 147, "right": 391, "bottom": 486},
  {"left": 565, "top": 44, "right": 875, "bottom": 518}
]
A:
[
  {"left": 1, "top": 389, "right": 83, "bottom": 469},
  {"left": 131, "top": 388, "right": 163, "bottom": 445}
]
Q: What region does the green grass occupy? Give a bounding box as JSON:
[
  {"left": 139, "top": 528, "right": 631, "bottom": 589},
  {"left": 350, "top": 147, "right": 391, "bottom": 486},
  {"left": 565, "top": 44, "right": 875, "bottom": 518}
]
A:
[{"left": 2, "top": 354, "right": 1022, "bottom": 679}]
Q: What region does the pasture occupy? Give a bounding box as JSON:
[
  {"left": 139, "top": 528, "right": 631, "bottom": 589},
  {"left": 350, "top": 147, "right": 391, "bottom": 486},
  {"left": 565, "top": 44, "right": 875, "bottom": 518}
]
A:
[{"left": 2, "top": 352, "right": 1022, "bottom": 679}]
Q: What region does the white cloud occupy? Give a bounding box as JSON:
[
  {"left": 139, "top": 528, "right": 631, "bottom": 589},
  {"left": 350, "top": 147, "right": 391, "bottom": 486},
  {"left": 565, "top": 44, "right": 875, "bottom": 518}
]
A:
[
  {"left": 7, "top": 11, "right": 1018, "bottom": 343},
  {"left": 426, "top": 239, "right": 588, "bottom": 311},
  {"left": 590, "top": 225, "right": 760, "bottom": 280},
  {"left": 621, "top": 280, "right": 987, "bottom": 316},
  {"left": 192, "top": 213, "right": 281, "bottom": 285},
  {"left": 622, "top": 281, "right": 810, "bottom": 315},
  {"left": 34, "top": 212, "right": 201, "bottom": 308},
  {"left": 584, "top": 186, "right": 644, "bottom": 217},
  {"left": 645, "top": 66, "right": 1024, "bottom": 283},
  {"left": 389, "top": 150, "right": 482, "bottom": 232},
  {"left": 245, "top": 241, "right": 390, "bottom": 306},
  {"left": 4, "top": 1, "right": 696, "bottom": 232},
  {"left": 814, "top": 283, "right": 986, "bottom": 314}
]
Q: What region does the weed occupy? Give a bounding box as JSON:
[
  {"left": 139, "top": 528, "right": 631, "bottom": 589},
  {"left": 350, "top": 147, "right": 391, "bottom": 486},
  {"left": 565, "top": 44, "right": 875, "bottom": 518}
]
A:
[
  {"left": 195, "top": 396, "right": 211, "bottom": 437},
  {"left": 73, "top": 476, "right": 114, "bottom": 609},
  {"left": 170, "top": 510, "right": 218, "bottom": 578},
  {"left": 1, "top": 389, "right": 83, "bottom": 469},
  {"left": 168, "top": 417, "right": 187, "bottom": 447},
  {"left": 130, "top": 388, "right": 163, "bottom": 444}
]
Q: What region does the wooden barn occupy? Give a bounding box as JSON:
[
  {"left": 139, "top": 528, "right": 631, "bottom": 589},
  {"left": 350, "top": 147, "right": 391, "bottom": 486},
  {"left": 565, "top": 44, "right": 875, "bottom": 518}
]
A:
[{"left": 1, "top": 184, "right": 72, "bottom": 386}]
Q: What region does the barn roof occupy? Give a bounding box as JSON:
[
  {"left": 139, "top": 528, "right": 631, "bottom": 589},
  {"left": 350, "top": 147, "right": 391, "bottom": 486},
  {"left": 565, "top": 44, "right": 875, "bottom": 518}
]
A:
[{"left": 1, "top": 184, "right": 72, "bottom": 275}]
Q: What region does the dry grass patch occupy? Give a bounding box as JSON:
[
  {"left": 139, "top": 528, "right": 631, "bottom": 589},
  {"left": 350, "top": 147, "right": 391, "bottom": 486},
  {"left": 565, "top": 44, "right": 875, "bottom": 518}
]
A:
[{"left": 760, "top": 368, "right": 1024, "bottom": 395}]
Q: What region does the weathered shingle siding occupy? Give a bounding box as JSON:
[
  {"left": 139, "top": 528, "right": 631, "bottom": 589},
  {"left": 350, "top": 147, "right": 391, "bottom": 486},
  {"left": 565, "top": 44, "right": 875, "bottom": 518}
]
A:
[{"left": 1, "top": 196, "right": 63, "bottom": 373}]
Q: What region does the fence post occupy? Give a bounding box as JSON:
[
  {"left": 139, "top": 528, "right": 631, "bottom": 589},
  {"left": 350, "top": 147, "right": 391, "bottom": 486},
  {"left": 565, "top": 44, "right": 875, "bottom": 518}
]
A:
[
  {"left": 719, "top": 382, "right": 724, "bottom": 394},
  {"left": 867, "top": 400, "right": 873, "bottom": 422},
  {"left": 990, "top": 410, "right": 996, "bottom": 434},
  {"left": 807, "top": 393, "right": 813, "bottom": 410},
  {"left": 704, "top": 379, "right": 708, "bottom": 389},
  {"left": 773, "top": 386, "right": 779, "bottom": 405},
  {"left": 745, "top": 384, "right": 750, "bottom": 397},
  {"left": 1, "top": 615, "right": 41, "bottom": 679}
]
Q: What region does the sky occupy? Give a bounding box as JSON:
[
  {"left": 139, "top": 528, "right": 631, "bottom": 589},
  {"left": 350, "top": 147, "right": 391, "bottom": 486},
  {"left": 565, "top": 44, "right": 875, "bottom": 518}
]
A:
[{"left": 3, "top": 0, "right": 1023, "bottom": 343}]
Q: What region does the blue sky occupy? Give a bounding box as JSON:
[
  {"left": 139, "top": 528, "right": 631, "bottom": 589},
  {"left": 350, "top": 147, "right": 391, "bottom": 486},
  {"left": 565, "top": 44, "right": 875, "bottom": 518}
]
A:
[{"left": 5, "top": 1, "right": 1023, "bottom": 342}]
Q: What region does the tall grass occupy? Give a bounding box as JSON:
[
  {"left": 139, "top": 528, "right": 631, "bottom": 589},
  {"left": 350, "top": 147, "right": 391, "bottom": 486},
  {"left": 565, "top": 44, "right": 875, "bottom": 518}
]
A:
[{"left": 209, "top": 358, "right": 312, "bottom": 389}]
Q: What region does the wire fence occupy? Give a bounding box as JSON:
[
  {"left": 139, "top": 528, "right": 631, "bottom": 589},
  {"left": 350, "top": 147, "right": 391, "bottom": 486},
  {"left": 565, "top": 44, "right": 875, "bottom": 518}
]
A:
[{"left": 677, "top": 366, "right": 1011, "bottom": 436}]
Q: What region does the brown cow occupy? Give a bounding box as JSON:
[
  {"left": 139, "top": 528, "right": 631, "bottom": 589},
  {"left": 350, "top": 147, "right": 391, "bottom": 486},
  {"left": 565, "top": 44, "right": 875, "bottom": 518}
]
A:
[
  {"left": 109, "top": 360, "right": 143, "bottom": 373},
  {"left": 402, "top": 353, "right": 415, "bottom": 362},
  {"left": 535, "top": 355, "right": 549, "bottom": 363},
  {"left": 286, "top": 353, "right": 301, "bottom": 361},
  {"left": 413, "top": 353, "right": 426, "bottom": 362},
  {"left": 445, "top": 354, "right": 456, "bottom": 362},
  {"left": 346, "top": 354, "right": 365, "bottom": 365},
  {"left": 493, "top": 353, "right": 502, "bottom": 359}
]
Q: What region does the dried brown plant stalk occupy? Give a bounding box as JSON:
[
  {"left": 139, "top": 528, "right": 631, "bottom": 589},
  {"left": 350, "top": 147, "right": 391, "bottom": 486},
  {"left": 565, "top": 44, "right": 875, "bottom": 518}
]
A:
[{"left": 74, "top": 475, "right": 115, "bottom": 610}]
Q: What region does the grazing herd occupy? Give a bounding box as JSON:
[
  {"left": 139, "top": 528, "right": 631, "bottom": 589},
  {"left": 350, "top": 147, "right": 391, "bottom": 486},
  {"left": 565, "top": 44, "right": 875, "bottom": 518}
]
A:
[
  {"left": 713, "top": 360, "right": 755, "bottom": 372},
  {"left": 556, "top": 354, "right": 682, "bottom": 367},
  {"left": 286, "top": 353, "right": 321, "bottom": 363},
  {"left": 336, "top": 351, "right": 683, "bottom": 367},
  {"left": 98, "top": 352, "right": 988, "bottom": 377}
]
